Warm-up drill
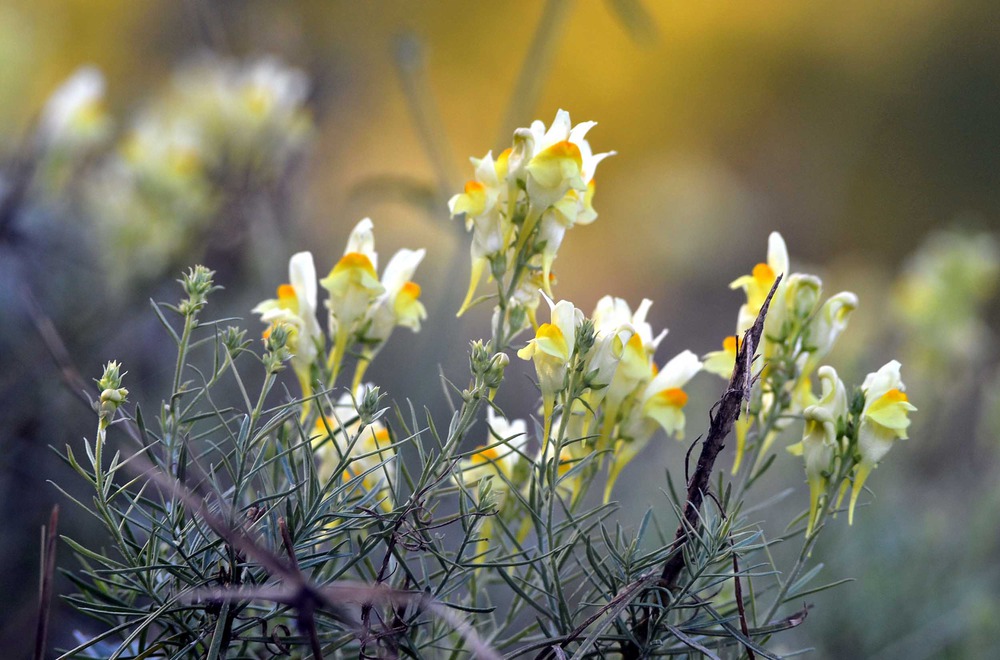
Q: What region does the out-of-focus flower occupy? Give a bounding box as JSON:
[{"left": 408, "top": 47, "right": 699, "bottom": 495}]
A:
[
  {"left": 849, "top": 360, "right": 916, "bottom": 524},
  {"left": 787, "top": 367, "right": 848, "bottom": 536},
  {"left": 87, "top": 116, "right": 215, "bottom": 286},
  {"left": 313, "top": 388, "right": 395, "bottom": 508},
  {"left": 455, "top": 408, "right": 529, "bottom": 509},
  {"left": 37, "top": 66, "right": 110, "bottom": 151},
  {"left": 253, "top": 252, "right": 323, "bottom": 395},
  {"left": 84, "top": 54, "right": 313, "bottom": 289},
  {"left": 169, "top": 55, "right": 312, "bottom": 175},
  {"left": 893, "top": 230, "right": 1000, "bottom": 375}
]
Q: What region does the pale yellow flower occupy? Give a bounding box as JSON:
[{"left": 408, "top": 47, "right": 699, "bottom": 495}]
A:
[
  {"left": 313, "top": 389, "right": 395, "bottom": 507},
  {"left": 787, "top": 367, "right": 847, "bottom": 536},
  {"left": 455, "top": 408, "right": 529, "bottom": 509},
  {"left": 320, "top": 218, "right": 385, "bottom": 381},
  {"left": 253, "top": 252, "right": 323, "bottom": 394},
  {"left": 38, "top": 66, "right": 110, "bottom": 150},
  {"left": 849, "top": 361, "right": 916, "bottom": 524},
  {"left": 703, "top": 336, "right": 739, "bottom": 379},
  {"left": 731, "top": 231, "right": 788, "bottom": 333},
  {"left": 517, "top": 296, "right": 583, "bottom": 449}
]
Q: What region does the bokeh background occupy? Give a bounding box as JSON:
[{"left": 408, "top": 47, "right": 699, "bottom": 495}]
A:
[{"left": 2, "top": 1, "right": 999, "bottom": 657}]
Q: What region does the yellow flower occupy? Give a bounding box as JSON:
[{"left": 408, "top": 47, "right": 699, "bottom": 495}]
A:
[
  {"left": 449, "top": 151, "right": 513, "bottom": 314},
  {"left": 312, "top": 389, "right": 395, "bottom": 507},
  {"left": 703, "top": 335, "right": 739, "bottom": 379},
  {"left": 585, "top": 296, "right": 665, "bottom": 411},
  {"left": 253, "top": 252, "right": 323, "bottom": 395},
  {"left": 517, "top": 297, "right": 582, "bottom": 448},
  {"left": 38, "top": 66, "right": 110, "bottom": 151},
  {"left": 801, "top": 292, "right": 858, "bottom": 379},
  {"left": 730, "top": 231, "right": 788, "bottom": 333},
  {"left": 513, "top": 110, "right": 614, "bottom": 257},
  {"left": 350, "top": 247, "right": 427, "bottom": 389},
  {"left": 787, "top": 367, "right": 847, "bottom": 536},
  {"left": 455, "top": 408, "right": 529, "bottom": 507},
  {"left": 849, "top": 360, "right": 916, "bottom": 524},
  {"left": 640, "top": 350, "right": 703, "bottom": 440},
  {"left": 604, "top": 350, "right": 702, "bottom": 502},
  {"left": 320, "top": 218, "right": 386, "bottom": 381}
]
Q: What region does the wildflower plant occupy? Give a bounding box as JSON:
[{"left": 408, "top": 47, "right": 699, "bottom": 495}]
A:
[{"left": 58, "top": 109, "right": 916, "bottom": 658}]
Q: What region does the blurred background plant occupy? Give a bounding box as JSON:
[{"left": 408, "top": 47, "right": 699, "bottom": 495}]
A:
[{"left": 1, "top": 0, "right": 999, "bottom": 657}]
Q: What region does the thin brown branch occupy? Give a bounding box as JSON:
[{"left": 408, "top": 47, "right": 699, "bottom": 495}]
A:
[
  {"left": 21, "top": 284, "right": 93, "bottom": 411},
  {"left": 659, "top": 275, "right": 780, "bottom": 589},
  {"left": 732, "top": 545, "right": 755, "bottom": 660},
  {"left": 33, "top": 505, "right": 59, "bottom": 660},
  {"left": 618, "top": 275, "right": 782, "bottom": 659}
]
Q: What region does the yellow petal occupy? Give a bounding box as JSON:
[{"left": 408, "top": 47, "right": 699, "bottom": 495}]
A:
[{"left": 865, "top": 389, "right": 916, "bottom": 434}]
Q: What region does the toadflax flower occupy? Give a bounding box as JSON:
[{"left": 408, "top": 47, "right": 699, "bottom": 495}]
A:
[
  {"left": 514, "top": 110, "right": 615, "bottom": 269},
  {"left": 787, "top": 366, "right": 848, "bottom": 536},
  {"left": 313, "top": 388, "right": 395, "bottom": 509},
  {"left": 849, "top": 360, "right": 916, "bottom": 524},
  {"left": 517, "top": 295, "right": 583, "bottom": 450},
  {"left": 449, "top": 150, "right": 511, "bottom": 315},
  {"left": 455, "top": 407, "right": 529, "bottom": 508},
  {"left": 606, "top": 350, "right": 702, "bottom": 502},
  {"left": 450, "top": 110, "right": 612, "bottom": 317},
  {"left": 730, "top": 231, "right": 788, "bottom": 334},
  {"left": 253, "top": 251, "right": 323, "bottom": 397},
  {"left": 320, "top": 218, "right": 385, "bottom": 381},
  {"left": 37, "top": 66, "right": 110, "bottom": 151},
  {"left": 354, "top": 247, "right": 428, "bottom": 389}
]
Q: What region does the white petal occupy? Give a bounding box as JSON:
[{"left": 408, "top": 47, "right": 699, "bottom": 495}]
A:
[
  {"left": 647, "top": 350, "right": 702, "bottom": 393},
  {"left": 346, "top": 217, "right": 377, "bottom": 270},
  {"left": 767, "top": 231, "right": 789, "bottom": 276},
  {"left": 380, "top": 248, "right": 425, "bottom": 296}
]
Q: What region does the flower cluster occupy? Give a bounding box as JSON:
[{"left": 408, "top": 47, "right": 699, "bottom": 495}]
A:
[
  {"left": 787, "top": 360, "right": 916, "bottom": 532},
  {"left": 517, "top": 294, "right": 703, "bottom": 501},
  {"left": 705, "top": 232, "right": 860, "bottom": 472},
  {"left": 448, "top": 109, "right": 614, "bottom": 336},
  {"left": 66, "top": 105, "right": 926, "bottom": 658},
  {"left": 74, "top": 55, "right": 312, "bottom": 285},
  {"left": 707, "top": 232, "right": 916, "bottom": 529},
  {"left": 892, "top": 229, "right": 1000, "bottom": 373},
  {"left": 252, "top": 218, "right": 426, "bottom": 398}
]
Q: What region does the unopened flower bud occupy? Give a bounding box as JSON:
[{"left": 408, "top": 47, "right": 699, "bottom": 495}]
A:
[
  {"left": 357, "top": 385, "right": 384, "bottom": 426},
  {"left": 178, "top": 265, "right": 217, "bottom": 316},
  {"left": 97, "top": 361, "right": 124, "bottom": 391},
  {"left": 469, "top": 340, "right": 491, "bottom": 377},
  {"left": 221, "top": 326, "right": 248, "bottom": 355},
  {"left": 484, "top": 352, "right": 509, "bottom": 391}
]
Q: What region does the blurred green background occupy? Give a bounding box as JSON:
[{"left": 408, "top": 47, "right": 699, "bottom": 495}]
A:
[{"left": 2, "top": 0, "right": 999, "bottom": 657}]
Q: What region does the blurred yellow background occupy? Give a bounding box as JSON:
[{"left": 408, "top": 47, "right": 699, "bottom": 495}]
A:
[{"left": 2, "top": 1, "right": 999, "bottom": 657}]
